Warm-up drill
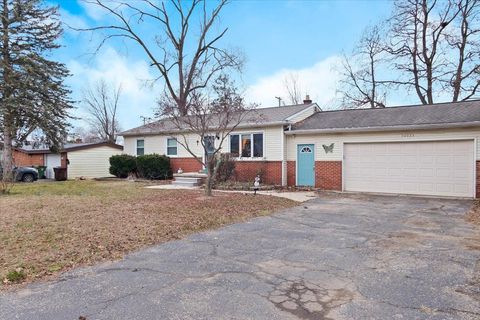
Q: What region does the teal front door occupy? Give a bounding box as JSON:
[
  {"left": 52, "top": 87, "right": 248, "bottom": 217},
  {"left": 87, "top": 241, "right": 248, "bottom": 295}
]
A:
[{"left": 297, "top": 144, "right": 315, "bottom": 186}]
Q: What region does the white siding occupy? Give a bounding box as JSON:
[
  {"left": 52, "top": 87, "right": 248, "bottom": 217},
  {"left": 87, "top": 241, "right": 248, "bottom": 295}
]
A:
[
  {"left": 265, "top": 126, "right": 283, "bottom": 160},
  {"left": 68, "top": 146, "right": 122, "bottom": 179},
  {"left": 124, "top": 125, "right": 285, "bottom": 161},
  {"left": 124, "top": 133, "right": 204, "bottom": 158},
  {"left": 286, "top": 128, "right": 480, "bottom": 161},
  {"left": 286, "top": 105, "right": 318, "bottom": 123}
]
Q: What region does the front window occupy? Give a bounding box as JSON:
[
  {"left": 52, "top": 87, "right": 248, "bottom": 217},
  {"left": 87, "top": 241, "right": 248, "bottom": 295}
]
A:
[
  {"left": 167, "top": 138, "right": 177, "bottom": 156},
  {"left": 253, "top": 133, "right": 263, "bottom": 157},
  {"left": 230, "top": 135, "right": 239, "bottom": 157},
  {"left": 136, "top": 139, "right": 144, "bottom": 156},
  {"left": 230, "top": 133, "right": 263, "bottom": 158}
]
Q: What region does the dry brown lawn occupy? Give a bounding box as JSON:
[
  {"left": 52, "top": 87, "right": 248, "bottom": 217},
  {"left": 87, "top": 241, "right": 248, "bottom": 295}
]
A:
[
  {"left": 0, "top": 180, "right": 296, "bottom": 288},
  {"left": 467, "top": 200, "right": 480, "bottom": 225}
]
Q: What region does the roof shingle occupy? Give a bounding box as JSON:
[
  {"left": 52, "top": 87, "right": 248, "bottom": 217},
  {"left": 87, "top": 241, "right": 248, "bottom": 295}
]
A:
[
  {"left": 291, "top": 100, "right": 480, "bottom": 132},
  {"left": 120, "top": 103, "right": 316, "bottom": 136}
]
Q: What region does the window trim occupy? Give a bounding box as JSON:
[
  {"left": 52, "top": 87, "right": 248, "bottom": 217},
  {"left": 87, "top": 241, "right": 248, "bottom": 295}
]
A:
[
  {"left": 166, "top": 137, "right": 178, "bottom": 157},
  {"left": 136, "top": 138, "right": 145, "bottom": 156},
  {"left": 229, "top": 131, "right": 265, "bottom": 160}
]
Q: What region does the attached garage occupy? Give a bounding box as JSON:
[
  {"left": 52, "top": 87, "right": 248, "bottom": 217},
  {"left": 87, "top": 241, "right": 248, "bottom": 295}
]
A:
[
  {"left": 286, "top": 100, "right": 480, "bottom": 198},
  {"left": 343, "top": 140, "right": 475, "bottom": 198}
]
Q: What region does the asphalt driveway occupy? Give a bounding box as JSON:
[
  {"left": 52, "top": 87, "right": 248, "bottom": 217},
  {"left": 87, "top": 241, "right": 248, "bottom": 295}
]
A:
[{"left": 1, "top": 193, "right": 479, "bottom": 320}]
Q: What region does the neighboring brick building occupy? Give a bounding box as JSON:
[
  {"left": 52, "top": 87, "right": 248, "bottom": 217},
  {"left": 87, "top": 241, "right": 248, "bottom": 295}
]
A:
[
  {"left": 1, "top": 142, "right": 122, "bottom": 179},
  {"left": 12, "top": 149, "right": 45, "bottom": 167}
]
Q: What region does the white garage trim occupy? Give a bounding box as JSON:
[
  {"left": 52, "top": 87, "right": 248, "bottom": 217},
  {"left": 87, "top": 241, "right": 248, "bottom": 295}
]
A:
[{"left": 342, "top": 139, "right": 476, "bottom": 198}]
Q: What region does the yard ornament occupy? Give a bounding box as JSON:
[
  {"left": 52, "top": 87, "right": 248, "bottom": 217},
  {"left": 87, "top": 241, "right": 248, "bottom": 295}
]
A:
[{"left": 253, "top": 175, "right": 260, "bottom": 195}]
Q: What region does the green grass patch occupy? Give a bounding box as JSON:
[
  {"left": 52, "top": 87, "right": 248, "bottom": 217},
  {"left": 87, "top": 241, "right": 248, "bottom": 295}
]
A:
[{"left": 6, "top": 270, "right": 26, "bottom": 283}]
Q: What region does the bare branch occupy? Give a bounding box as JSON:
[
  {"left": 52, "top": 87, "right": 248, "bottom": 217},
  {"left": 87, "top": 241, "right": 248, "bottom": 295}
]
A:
[
  {"left": 156, "top": 74, "right": 257, "bottom": 196},
  {"left": 338, "top": 25, "right": 387, "bottom": 109},
  {"left": 80, "top": 0, "right": 241, "bottom": 116},
  {"left": 82, "top": 79, "right": 122, "bottom": 143}
]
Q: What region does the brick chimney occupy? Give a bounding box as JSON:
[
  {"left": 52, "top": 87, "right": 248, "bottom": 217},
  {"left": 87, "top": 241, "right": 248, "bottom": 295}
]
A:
[{"left": 303, "top": 94, "right": 312, "bottom": 104}]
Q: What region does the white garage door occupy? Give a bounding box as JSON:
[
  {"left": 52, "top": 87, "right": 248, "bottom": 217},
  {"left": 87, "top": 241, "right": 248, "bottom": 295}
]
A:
[
  {"left": 344, "top": 140, "right": 475, "bottom": 198},
  {"left": 45, "top": 154, "right": 61, "bottom": 179}
]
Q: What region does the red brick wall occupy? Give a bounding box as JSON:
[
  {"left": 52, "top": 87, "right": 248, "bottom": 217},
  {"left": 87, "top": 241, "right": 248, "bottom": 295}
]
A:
[
  {"left": 287, "top": 161, "right": 296, "bottom": 186},
  {"left": 170, "top": 157, "right": 203, "bottom": 173},
  {"left": 234, "top": 161, "right": 282, "bottom": 185},
  {"left": 13, "top": 150, "right": 44, "bottom": 167},
  {"left": 315, "top": 161, "right": 342, "bottom": 191},
  {"left": 476, "top": 161, "right": 480, "bottom": 198}
]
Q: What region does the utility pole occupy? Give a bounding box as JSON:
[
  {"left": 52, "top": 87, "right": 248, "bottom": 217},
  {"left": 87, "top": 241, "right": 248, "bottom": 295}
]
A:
[
  {"left": 140, "top": 116, "right": 152, "bottom": 125},
  {"left": 275, "top": 96, "right": 282, "bottom": 107}
]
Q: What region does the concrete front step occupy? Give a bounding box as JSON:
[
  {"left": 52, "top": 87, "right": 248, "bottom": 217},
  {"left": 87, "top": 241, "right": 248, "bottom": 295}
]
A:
[
  {"left": 172, "top": 176, "right": 204, "bottom": 187},
  {"left": 172, "top": 172, "right": 206, "bottom": 187},
  {"left": 174, "top": 177, "right": 203, "bottom": 182},
  {"left": 171, "top": 180, "right": 201, "bottom": 187}
]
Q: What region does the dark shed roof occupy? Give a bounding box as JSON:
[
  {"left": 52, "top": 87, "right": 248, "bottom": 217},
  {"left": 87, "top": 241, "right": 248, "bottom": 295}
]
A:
[{"left": 291, "top": 100, "right": 480, "bottom": 133}]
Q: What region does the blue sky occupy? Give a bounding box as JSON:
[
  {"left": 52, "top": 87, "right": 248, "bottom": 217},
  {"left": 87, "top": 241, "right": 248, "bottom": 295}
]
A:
[{"left": 51, "top": 0, "right": 394, "bottom": 129}]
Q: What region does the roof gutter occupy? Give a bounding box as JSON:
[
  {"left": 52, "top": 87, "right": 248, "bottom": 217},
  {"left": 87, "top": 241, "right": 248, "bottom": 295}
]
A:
[
  {"left": 285, "top": 121, "right": 480, "bottom": 135},
  {"left": 120, "top": 121, "right": 290, "bottom": 137}
]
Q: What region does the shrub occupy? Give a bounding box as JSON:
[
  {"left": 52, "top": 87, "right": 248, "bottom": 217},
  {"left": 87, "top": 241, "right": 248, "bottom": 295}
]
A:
[
  {"left": 136, "top": 154, "right": 172, "bottom": 180},
  {"left": 255, "top": 165, "right": 266, "bottom": 183},
  {"left": 109, "top": 154, "right": 137, "bottom": 178},
  {"left": 215, "top": 153, "right": 236, "bottom": 182}
]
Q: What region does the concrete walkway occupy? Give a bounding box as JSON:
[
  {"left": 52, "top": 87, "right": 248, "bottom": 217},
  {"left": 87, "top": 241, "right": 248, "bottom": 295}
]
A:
[
  {"left": 145, "top": 184, "right": 317, "bottom": 202},
  {"left": 145, "top": 184, "right": 200, "bottom": 190},
  {"left": 1, "top": 193, "right": 479, "bottom": 319},
  {"left": 216, "top": 189, "right": 318, "bottom": 202}
]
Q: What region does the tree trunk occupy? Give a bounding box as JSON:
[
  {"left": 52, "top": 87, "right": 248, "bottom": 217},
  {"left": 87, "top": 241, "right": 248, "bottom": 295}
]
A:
[
  {"left": 205, "top": 170, "right": 213, "bottom": 196},
  {"left": 2, "top": 123, "right": 14, "bottom": 182},
  {"left": 1, "top": 0, "right": 13, "bottom": 181},
  {"left": 205, "top": 156, "right": 222, "bottom": 197}
]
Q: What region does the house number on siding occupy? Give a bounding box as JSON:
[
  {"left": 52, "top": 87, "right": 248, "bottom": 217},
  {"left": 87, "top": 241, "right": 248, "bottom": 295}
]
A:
[{"left": 401, "top": 133, "right": 415, "bottom": 138}]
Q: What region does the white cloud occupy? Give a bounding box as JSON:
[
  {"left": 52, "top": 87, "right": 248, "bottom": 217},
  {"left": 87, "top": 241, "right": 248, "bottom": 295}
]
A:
[
  {"left": 59, "top": 8, "right": 88, "bottom": 31},
  {"left": 246, "top": 56, "right": 342, "bottom": 108},
  {"left": 78, "top": 0, "right": 109, "bottom": 21},
  {"left": 66, "top": 47, "right": 159, "bottom": 129}
]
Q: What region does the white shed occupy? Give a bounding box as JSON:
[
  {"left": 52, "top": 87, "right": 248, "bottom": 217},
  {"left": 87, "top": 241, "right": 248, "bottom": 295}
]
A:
[{"left": 65, "top": 142, "right": 123, "bottom": 179}]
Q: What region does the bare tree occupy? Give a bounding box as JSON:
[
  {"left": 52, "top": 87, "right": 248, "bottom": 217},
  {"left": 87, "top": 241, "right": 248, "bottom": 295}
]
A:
[
  {"left": 339, "top": 25, "right": 387, "bottom": 108},
  {"left": 338, "top": 0, "right": 479, "bottom": 106},
  {"left": 387, "top": 0, "right": 461, "bottom": 104},
  {"left": 82, "top": 0, "right": 242, "bottom": 116},
  {"left": 448, "top": 0, "right": 480, "bottom": 101},
  {"left": 158, "top": 75, "right": 256, "bottom": 196},
  {"left": 82, "top": 80, "right": 122, "bottom": 143},
  {"left": 283, "top": 73, "right": 303, "bottom": 105},
  {"left": 68, "top": 126, "right": 104, "bottom": 144}
]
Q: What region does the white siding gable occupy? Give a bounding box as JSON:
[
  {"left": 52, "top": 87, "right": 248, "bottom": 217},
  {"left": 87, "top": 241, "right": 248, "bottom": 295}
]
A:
[{"left": 68, "top": 146, "right": 122, "bottom": 178}]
